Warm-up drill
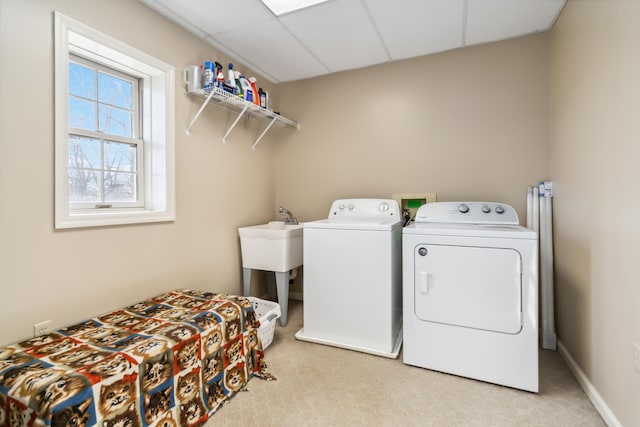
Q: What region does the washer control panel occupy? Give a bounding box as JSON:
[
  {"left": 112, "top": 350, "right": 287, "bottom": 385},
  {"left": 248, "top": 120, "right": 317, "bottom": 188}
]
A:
[
  {"left": 415, "top": 202, "right": 519, "bottom": 225},
  {"left": 328, "top": 199, "right": 400, "bottom": 219}
]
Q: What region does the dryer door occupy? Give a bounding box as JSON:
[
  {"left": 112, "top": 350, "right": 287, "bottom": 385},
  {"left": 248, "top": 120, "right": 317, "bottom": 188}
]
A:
[{"left": 413, "top": 244, "right": 522, "bottom": 334}]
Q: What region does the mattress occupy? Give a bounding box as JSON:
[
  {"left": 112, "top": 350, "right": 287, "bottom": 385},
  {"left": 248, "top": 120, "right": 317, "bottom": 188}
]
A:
[{"left": 0, "top": 289, "right": 274, "bottom": 426}]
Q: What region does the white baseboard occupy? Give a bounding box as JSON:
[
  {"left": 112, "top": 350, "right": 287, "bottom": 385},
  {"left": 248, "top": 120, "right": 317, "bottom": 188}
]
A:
[{"left": 557, "top": 341, "right": 622, "bottom": 427}]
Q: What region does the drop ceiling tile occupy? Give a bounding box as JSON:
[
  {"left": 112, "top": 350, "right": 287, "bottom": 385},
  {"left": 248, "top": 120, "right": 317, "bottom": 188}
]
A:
[
  {"left": 155, "top": 0, "right": 274, "bottom": 35},
  {"left": 212, "top": 19, "right": 329, "bottom": 82},
  {"left": 365, "top": 0, "right": 465, "bottom": 60},
  {"left": 280, "top": 0, "right": 389, "bottom": 72},
  {"left": 466, "top": 0, "right": 565, "bottom": 46},
  {"left": 139, "top": 0, "right": 567, "bottom": 82},
  {"left": 139, "top": 0, "right": 210, "bottom": 40}
]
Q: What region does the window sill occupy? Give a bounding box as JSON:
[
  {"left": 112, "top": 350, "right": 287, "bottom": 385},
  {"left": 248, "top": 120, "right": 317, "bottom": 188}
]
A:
[{"left": 55, "top": 209, "right": 175, "bottom": 229}]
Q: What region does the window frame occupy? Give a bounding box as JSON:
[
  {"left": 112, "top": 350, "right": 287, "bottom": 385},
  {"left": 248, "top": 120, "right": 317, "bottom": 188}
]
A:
[{"left": 54, "top": 11, "right": 175, "bottom": 229}]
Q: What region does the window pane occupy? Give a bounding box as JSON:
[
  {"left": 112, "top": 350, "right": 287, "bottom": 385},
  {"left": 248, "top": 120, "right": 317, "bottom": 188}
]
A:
[
  {"left": 68, "top": 136, "right": 101, "bottom": 169},
  {"left": 98, "top": 72, "right": 132, "bottom": 109},
  {"left": 69, "top": 168, "right": 100, "bottom": 202},
  {"left": 69, "top": 62, "right": 96, "bottom": 100},
  {"left": 104, "top": 172, "right": 136, "bottom": 202},
  {"left": 104, "top": 141, "right": 136, "bottom": 172},
  {"left": 69, "top": 97, "right": 97, "bottom": 131},
  {"left": 99, "top": 105, "right": 132, "bottom": 137}
]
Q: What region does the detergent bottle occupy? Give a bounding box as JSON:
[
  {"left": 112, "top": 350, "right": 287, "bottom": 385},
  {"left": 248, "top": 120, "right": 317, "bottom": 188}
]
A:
[
  {"left": 234, "top": 71, "right": 244, "bottom": 98},
  {"left": 248, "top": 77, "right": 260, "bottom": 106},
  {"left": 258, "top": 88, "right": 267, "bottom": 109},
  {"left": 184, "top": 64, "right": 202, "bottom": 93},
  {"left": 240, "top": 76, "right": 254, "bottom": 103}
]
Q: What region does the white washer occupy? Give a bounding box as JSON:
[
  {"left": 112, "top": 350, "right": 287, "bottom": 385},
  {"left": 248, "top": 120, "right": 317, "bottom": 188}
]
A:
[
  {"left": 403, "top": 202, "right": 539, "bottom": 392},
  {"left": 295, "top": 199, "right": 403, "bottom": 358}
]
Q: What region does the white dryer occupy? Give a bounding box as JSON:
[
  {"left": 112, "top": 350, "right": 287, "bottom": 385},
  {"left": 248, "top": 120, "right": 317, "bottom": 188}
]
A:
[
  {"left": 295, "top": 199, "right": 403, "bottom": 358},
  {"left": 402, "top": 202, "right": 538, "bottom": 392}
]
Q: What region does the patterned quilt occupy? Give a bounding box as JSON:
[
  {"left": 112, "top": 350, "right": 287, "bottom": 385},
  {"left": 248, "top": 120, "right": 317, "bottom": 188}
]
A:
[{"left": 0, "top": 290, "right": 274, "bottom": 427}]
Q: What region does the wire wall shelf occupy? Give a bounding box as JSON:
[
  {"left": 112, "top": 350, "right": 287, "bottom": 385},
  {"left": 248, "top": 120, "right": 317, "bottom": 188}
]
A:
[{"left": 186, "top": 87, "right": 299, "bottom": 150}]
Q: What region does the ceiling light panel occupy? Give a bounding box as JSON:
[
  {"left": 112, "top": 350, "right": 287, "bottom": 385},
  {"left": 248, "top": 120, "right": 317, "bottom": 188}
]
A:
[
  {"left": 261, "top": 0, "right": 332, "bottom": 16},
  {"left": 365, "top": 0, "right": 465, "bottom": 60},
  {"left": 465, "top": 0, "right": 566, "bottom": 46},
  {"left": 280, "top": 0, "right": 388, "bottom": 73}
]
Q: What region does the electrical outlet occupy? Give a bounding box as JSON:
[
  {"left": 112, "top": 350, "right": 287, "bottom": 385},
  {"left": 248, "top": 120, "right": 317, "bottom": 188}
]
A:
[
  {"left": 33, "top": 320, "right": 52, "bottom": 337},
  {"left": 634, "top": 342, "right": 640, "bottom": 374}
]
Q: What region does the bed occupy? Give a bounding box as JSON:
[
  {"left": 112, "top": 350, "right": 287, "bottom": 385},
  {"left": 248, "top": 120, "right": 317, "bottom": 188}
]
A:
[{"left": 0, "top": 289, "right": 275, "bottom": 427}]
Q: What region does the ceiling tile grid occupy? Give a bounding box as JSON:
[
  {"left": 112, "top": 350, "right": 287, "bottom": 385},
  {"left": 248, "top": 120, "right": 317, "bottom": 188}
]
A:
[{"left": 140, "top": 0, "right": 566, "bottom": 83}]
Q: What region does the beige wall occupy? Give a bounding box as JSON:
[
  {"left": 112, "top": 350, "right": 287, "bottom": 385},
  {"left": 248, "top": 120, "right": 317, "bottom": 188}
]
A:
[
  {"left": 0, "top": 0, "right": 551, "bottom": 362},
  {"left": 549, "top": 1, "right": 640, "bottom": 426},
  {"left": 2, "top": 0, "right": 636, "bottom": 424},
  {"left": 275, "top": 34, "right": 550, "bottom": 224},
  {"left": 0, "top": 0, "right": 285, "bottom": 345},
  {"left": 275, "top": 33, "right": 550, "bottom": 330}
]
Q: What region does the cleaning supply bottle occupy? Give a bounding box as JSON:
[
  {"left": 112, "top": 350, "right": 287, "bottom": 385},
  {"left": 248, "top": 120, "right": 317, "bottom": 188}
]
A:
[
  {"left": 258, "top": 87, "right": 267, "bottom": 109},
  {"left": 203, "top": 61, "right": 214, "bottom": 90},
  {"left": 234, "top": 71, "right": 244, "bottom": 98},
  {"left": 227, "top": 63, "right": 236, "bottom": 92},
  {"left": 249, "top": 77, "right": 260, "bottom": 106},
  {"left": 214, "top": 62, "right": 224, "bottom": 89},
  {"left": 215, "top": 70, "right": 225, "bottom": 89},
  {"left": 240, "top": 76, "right": 254, "bottom": 103},
  {"left": 264, "top": 89, "right": 271, "bottom": 110}
]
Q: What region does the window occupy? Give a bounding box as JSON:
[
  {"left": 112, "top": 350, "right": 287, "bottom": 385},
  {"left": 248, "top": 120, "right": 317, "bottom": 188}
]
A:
[
  {"left": 68, "top": 56, "right": 142, "bottom": 207},
  {"left": 54, "top": 12, "right": 175, "bottom": 228}
]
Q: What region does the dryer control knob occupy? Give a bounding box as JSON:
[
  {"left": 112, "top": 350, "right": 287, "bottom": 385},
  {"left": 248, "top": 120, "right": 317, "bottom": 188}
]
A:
[
  {"left": 379, "top": 202, "right": 389, "bottom": 212},
  {"left": 338, "top": 204, "right": 345, "bottom": 210},
  {"left": 495, "top": 205, "right": 505, "bottom": 214},
  {"left": 348, "top": 204, "right": 355, "bottom": 210},
  {"left": 458, "top": 203, "right": 470, "bottom": 214},
  {"left": 482, "top": 205, "right": 491, "bottom": 213}
]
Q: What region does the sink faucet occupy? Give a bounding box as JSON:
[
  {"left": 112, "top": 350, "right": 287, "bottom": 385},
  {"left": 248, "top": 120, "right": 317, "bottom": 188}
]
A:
[{"left": 278, "top": 206, "right": 298, "bottom": 225}]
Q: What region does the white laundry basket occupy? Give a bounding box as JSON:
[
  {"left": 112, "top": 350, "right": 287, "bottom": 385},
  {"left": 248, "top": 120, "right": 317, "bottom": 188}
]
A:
[{"left": 247, "top": 297, "right": 281, "bottom": 349}]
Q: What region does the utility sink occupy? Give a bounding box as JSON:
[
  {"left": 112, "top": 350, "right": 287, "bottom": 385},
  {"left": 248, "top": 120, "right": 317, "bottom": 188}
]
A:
[{"left": 238, "top": 221, "right": 303, "bottom": 272}]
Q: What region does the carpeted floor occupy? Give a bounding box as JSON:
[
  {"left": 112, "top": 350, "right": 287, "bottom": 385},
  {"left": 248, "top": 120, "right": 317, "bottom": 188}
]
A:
[{"left": 209, "top": 299, "right": 605, "bottom": 426}]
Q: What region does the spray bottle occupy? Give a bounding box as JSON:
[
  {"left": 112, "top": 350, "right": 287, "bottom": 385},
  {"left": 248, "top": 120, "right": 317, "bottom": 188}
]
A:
[
  {"left": 214, "top": 62, "right": 224, "bottom": 89},
  {"left": 248, "top": 77, "right": 260, "bottom": 106}
]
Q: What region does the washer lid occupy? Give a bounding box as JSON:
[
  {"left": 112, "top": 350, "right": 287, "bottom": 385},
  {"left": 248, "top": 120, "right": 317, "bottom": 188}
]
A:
[
  {"left": 404, "top": 222, "right": 536, "bottom": 239},
  {"left": 304, "top": 218, "right": 401, "bottom": 231}
]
